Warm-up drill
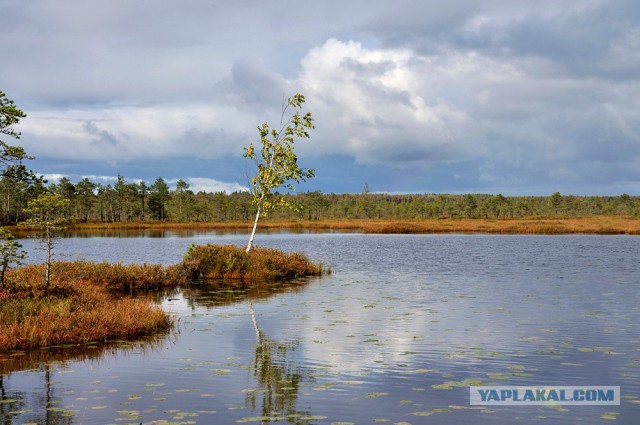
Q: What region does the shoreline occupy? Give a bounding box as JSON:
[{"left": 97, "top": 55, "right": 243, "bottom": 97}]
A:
[{"left": 12, "top": 216, "right": 638, "bottom": 235}]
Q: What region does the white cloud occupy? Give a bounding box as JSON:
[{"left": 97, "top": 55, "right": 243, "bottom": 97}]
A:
[
  {"left": 170, "top": 177, "right": 248, "bottom": 194},
  {"left": 21, "top": 103, "right": 256, "bottom": 163},
  {"left": 298, "top": 39, "right": 470, "bottom": 165},
  {"left": 40, "top": 174, "right": 247, "bottom": 194},
  {"left": 4, "top": 0, "right": 640, "bottom": 193}
]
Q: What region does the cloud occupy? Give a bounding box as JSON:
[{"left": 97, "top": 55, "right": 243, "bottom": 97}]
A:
[
  {"left": 41, "top": 173, "right": 247, "bottom": 194},
  {"left": 294, "top": 31, "right": 640, "bottom": 192},
  {"left": 297, "top": 39, "right": 470, "bottom": 164},
  {"left": 170, "top": 177, "right": 248, "bottom": 194},
  {"left": 3, "top": 0, "right": 640, "bottom": 194}
]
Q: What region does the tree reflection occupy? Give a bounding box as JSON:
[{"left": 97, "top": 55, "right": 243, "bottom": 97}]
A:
[
  {"left": 0, "top": 364, "right": 73, "bottom": 424},
  {"left": 177, "top": 277, "right": 316, "bottom": 311},
  {"left": 0, "top": 336, "right": 167, "bottom": 424},
  {"left": 245, "top": 301, "right": 315, "bottom": 424}
]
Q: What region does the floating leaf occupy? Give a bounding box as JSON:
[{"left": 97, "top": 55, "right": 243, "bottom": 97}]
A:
[
  {"left": 487, "top": 373, "right": 510, "bottom": 380},
  {"left": 413, "top": 408, "right": 451, "bottom": 416},
  {"left": 601, "top": 412, "right": 619, "bottom": 420},
  {"left": 367, "top": 392, "right": 388, "bottom": 398},
  {"left": 432, "top": 379, "right": 488, "bottom": 390}
]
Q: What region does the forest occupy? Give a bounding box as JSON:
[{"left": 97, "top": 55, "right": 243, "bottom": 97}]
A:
[
  {"left": 0, "top": 172, "right": 638, "bottom": 226},
  {"left": 1, "top": 90, "right": 638, "bottom": 227}
]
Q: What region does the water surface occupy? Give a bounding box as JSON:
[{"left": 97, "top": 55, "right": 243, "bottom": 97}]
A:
[{"left": 2, "top": 232, "right": 639, "bottom": 424}]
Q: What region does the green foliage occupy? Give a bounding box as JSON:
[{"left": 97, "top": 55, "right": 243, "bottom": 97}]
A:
[
  {"left": 243, "top": 93, "right": 316, "bottom": 251},
  {"left": 21, "top": 193, "right": 72, "bottom": 287},
  {"left": 0, "top": 90, "right": 32, "bottom": 166},
  {"left": 22, "top": 192, "right": 72, "bottom": 231},
  {"left": 0, "top": 227, "right": 26, "bottom": 288},
  {"left": 244, "top": 93, "right": 315, "bottom": 215},
  {"left": 1, "top": 172, "right": 639, "bottom": 225},
  {"left": 148, "top": 177, "right": 171, "bottom": 220}
]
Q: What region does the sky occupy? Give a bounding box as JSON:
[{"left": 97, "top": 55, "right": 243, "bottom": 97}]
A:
[{"left": 1, "top": 0, "right": 639, "bottom": 195}]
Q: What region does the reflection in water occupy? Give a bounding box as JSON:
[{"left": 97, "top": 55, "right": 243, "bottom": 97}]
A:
[
  {"left": 0, "top": 364, "right": 73, "bottom": 425},
  {"left": 246, "top": 301, "right": 314, "bottom": 423},
  {"left": 4, "top": 233, "right": 640, "bottom": 424},
  {"left": 0, "top": 335, "right": 169, "bottom": 376},
  {"left": 0, "top": 335, "right": 169, "bottom": 424},
  {"left": 0, "top": 279, "right": 318, "bottom": 424},
  {"left": 169, "top": 280, "right": 321, "bottom": 421},
  {"left": 178, "top": 278, "right": 318, "bottom": 310}
]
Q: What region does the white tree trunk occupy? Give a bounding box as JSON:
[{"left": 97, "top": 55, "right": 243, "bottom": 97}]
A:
[
  {"left": 245, "top": 195, "right": 263, "bottom": 253},
  {"left": 248, "top": 300, "right": 262, "bottom": 341}
]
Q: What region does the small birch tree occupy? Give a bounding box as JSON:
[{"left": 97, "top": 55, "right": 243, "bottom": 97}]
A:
[
  {"left": 21, "top": 193, "right": 71, "bottom": 288},
  {"left": 243, "top": 94, "right": 315, "bottom": 252}
]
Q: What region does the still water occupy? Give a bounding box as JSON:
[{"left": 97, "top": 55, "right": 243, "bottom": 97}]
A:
[{"left": 2, "top": 232, "right": 640, "bottom": 424}]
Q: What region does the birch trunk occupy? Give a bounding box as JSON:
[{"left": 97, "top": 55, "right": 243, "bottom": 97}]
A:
[
  {"left": 248, "top": 300, "right": 262, "bottom": 341},
  {"left": 245, "top": 195, "right": 263, "bottom": 253}
]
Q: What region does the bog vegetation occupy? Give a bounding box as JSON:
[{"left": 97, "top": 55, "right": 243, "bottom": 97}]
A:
[
  {"left": 0, "top": 262, "right": 173, "bottom": 352},
  {"left": 0, "top": 249, "right": 325, "bottom": 353}
]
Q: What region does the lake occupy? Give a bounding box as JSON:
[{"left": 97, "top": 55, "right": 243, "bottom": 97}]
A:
[{"left": 2, "top": 231, "right": 639, "bottom": 424}]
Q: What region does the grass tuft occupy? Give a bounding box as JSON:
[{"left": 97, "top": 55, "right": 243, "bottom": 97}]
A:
[
  {"left": 0, "top": 263, "right": 174, "bottom": 353},
  {"left": 175, "top": 244, "right": 327, "bottom": 283}
]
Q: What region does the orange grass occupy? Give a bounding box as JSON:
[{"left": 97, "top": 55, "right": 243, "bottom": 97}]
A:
[
  {"left": 12, "top": 215, "right": 637, "bottom": 235},
  {"left": 0, "top": 264, "right": 173, "bottom": 352},
  {"left": 176, "top": 244, "right": 327, "bottom": 282},
  {"left": 356, "top": 216, "right": 640, "bottom": 234},
  {"left": 1, "top": 245, "right": 328, "bottom": 352}
]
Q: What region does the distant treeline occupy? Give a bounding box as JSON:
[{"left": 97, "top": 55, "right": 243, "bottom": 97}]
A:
[{"left": 1, "top": 173, "right": 638, "bottom": 225}]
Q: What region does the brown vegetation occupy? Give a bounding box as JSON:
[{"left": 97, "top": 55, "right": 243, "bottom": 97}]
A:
[
  {"left": 47, "top": 215, "right": 640, "bottom": 235},
  {"left": 0, "top": 263, "right": 173, "bottom": 352},
  {"left": 356, "top": 216, "right": 640, "bottom": 235},
  {"left": 1, "top": 245, "right": 327, "bottom": 353},
  {"left": 174, "top": 243, "right": 326, "bottom": 282}
]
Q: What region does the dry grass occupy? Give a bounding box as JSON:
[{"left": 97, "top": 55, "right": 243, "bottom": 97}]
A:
[
  {"left": 48, "top": 261, "right": 178, "bottom": 292},
  {"left": 1, "top": 245, "right": 327, "bottom": 352},
  {"left": 356, "top": 216, "right": 640, "bottom": 234},
  {"left": 12, "top": 216, "right": 636, "bottom": 235},
  {"left": 175, "top": 244, "right": 327, "bottom": 283},
  {"left": 0, "top": 263, "right": 174, "bottom": 353}
]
